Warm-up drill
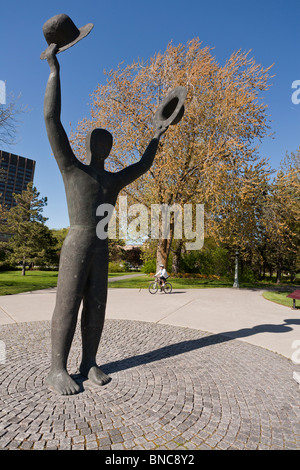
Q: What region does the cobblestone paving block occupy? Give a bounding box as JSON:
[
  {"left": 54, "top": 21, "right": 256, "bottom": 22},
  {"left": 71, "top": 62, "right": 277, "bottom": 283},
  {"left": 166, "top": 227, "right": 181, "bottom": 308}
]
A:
[{"left": 0, "top": 319, "right": 299, "bottom": 450}]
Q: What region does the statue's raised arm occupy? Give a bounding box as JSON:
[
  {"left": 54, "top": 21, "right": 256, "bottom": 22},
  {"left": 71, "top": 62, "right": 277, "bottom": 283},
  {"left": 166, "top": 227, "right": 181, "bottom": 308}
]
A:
[
  {"left": 117, "top": 125, "right": 167, "bottom": 189},
  {"left": 43, "top": 44, "right": 77, "bottom": 171},
  {"left": 117, "top": 86, "right": 187, "bottom": 189},
  {"left": 42, "top": 14, "right": 93, "bottom": 173}
]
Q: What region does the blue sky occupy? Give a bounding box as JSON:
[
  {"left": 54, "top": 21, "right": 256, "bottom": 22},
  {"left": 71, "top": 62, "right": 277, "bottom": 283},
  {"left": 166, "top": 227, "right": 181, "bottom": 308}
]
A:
[{"left": 1, "top": 0, "right": 299, "bottom": 229}]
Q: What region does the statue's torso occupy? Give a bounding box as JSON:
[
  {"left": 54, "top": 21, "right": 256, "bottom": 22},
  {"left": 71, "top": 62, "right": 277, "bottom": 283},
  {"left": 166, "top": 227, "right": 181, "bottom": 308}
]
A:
[{"left": 61, "top": 161, "right": 120, "bottom": 229}]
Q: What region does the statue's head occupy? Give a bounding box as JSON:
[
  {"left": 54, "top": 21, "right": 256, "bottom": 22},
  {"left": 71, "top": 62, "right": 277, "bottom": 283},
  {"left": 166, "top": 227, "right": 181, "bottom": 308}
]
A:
[{"left": 85, "top": 128, "right": 113, "bottom": 165}]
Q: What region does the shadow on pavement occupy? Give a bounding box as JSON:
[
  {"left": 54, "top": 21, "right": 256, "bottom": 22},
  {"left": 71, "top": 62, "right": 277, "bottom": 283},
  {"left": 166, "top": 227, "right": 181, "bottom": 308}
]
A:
[{"left": 101, "top": 318, "right": 300, "bottom": 375}]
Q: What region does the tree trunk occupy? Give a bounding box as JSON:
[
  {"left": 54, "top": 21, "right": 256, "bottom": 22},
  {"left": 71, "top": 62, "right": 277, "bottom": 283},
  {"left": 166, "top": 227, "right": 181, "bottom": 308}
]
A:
[
  {"left": 276, "top": 269, "right": 281, "bottom": 284},
  {"left": 22, "top": 256, "right": 26, "bottom": 276},
  {"left": 276, "top": 260, "right": 282, "bottom": 284},
  {"left": 268, "top": 266, "right": 273, "bottom": 280},
  {"left": 233, "top": 251, "right": 239, "bottom": 288},
  {"left": 156, "top": 238, "right": 171, "bottom": 272},
  {"left": 262, "top": 262, "right": 266, "bottom": 279},
  {"left": 172, "top": 240, "right": 184, "bottom": 274},
  {"left": 155, "top": 212, "right": 175, "bottom": 272}
]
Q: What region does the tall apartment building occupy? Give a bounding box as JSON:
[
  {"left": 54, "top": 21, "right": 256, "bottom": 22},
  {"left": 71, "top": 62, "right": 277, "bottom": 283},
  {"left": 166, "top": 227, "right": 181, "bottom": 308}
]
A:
[{"left": 0, "top": 150, "right": 36, "bottom": 209}]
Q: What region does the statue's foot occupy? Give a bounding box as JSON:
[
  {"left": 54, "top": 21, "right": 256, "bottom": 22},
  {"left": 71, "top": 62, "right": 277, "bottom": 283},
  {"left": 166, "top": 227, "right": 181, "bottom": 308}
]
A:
[
  {"left": 45, "top": 370, "right": 80, "bottom": 395},
  {"left": 80, "top": 363, "right": 111, "bottom": 386}
]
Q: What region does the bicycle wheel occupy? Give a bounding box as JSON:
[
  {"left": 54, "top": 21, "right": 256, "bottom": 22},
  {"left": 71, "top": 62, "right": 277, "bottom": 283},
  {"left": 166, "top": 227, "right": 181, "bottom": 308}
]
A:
[
  {"left": 163, "top": 282, "right": 172, "bottom": 294},
  {"left": 149, "top": 282, "right": 158, "bottom": 294}
]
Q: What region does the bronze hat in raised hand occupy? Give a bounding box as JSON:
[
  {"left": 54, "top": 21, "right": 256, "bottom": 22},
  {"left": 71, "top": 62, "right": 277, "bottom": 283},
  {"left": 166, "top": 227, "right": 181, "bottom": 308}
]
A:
[
  {"left": 40, "top": 14, "right": 94, "bottom": 60},
  {"left": 153, "top": 86, "right": 187, "bottom": 129}
]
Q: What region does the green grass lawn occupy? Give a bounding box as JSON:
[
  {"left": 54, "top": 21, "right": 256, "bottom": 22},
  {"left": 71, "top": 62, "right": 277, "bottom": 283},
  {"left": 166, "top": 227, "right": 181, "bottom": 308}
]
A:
[
  {"left": 107, "top": 274, "right": 299, "bottom": 291},
  {"left": 0, "top": 270, "right": 132, "bottom": 295},
  {"left": 0, "top": 270, "right": 59, "bottom": 295},
  {"left": 263, "top": 290, "right": 299, "bottom": 309},
  {"left": 108, "top": 272, "right": 131, "bottom": 277},
  {"left": 107, "top": 275, "right": 234, "bottom": 289}
]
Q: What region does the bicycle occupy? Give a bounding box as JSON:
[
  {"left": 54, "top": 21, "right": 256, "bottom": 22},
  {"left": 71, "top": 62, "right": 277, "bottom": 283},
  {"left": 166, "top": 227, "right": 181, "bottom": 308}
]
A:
[{"left": 149, "top": 276, "right": 172, "bottom": 294}]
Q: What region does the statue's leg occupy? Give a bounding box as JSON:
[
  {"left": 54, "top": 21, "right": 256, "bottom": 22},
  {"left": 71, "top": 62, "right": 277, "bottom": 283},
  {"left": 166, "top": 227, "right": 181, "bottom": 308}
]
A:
[
  {"left": 79, "top": 246, "right": 111, "bottom": 386},
  {"left": 45, "top": 229, "right": 91, "bottom": 395}
]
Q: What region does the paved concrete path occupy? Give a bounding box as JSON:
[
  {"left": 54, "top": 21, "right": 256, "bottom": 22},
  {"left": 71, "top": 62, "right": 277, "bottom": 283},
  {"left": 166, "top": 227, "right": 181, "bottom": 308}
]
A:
[{"left": 0, "top": 286, "right": 299, "bottom": 359}]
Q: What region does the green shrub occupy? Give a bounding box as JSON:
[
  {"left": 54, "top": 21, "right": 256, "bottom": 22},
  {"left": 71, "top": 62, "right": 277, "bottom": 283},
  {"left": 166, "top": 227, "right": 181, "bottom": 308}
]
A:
[
  {"left": 108, "top": 262, "right": 126, "bottom": 273},
  {"left": 180, "top": 246, "right": 229, "bottom": 277},
  {"left": 141, "top": 259, "right": 156, "bottom": 274}
]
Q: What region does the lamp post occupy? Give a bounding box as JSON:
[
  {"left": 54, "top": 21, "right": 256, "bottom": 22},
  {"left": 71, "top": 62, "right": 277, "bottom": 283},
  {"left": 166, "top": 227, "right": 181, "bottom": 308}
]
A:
[{"left": 233, "top": 250, "right": 239, "bottom": 288}]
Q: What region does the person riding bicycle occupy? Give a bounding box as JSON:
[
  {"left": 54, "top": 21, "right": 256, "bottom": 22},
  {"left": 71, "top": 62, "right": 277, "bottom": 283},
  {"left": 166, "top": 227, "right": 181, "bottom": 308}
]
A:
[{"left": 155, "top": 264, "right": 169, "bottom": 287}]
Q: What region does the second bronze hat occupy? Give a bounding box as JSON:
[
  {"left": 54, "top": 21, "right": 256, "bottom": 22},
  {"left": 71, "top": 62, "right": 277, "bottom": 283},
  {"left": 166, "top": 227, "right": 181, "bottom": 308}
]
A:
[{"left": 153, "top": 86, "right": 187, "bottom": 128}]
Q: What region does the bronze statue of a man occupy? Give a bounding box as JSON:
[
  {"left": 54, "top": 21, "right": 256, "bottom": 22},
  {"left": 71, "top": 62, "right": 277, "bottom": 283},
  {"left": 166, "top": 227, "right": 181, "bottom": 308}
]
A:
[{"left": 42, "top": 15, "right": 185, "bottom": 395}]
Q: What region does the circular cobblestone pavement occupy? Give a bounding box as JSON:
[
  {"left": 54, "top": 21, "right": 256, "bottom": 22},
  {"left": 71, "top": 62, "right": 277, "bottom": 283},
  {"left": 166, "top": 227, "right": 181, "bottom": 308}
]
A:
[{"left": 0, "top": 319, "right": 299, "bottom": 450}]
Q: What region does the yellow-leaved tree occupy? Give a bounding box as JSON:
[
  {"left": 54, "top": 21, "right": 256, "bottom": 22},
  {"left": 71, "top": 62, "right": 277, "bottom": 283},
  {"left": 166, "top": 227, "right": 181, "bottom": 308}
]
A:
[{"left": 71, "top": 39, "right": 273, "bottom": 270}]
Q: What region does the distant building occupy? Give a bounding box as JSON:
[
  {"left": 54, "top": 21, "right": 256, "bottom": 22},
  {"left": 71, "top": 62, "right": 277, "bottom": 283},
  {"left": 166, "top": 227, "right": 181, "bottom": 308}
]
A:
[{"left": 0, "top": 150, "right": 36, "bottom": 210}]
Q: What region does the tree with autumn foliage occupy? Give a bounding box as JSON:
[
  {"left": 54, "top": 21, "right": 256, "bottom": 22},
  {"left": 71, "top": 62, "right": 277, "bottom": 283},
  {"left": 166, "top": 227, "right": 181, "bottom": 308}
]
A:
[
  {"left": 207, "top": 157, "right": 272, "bottom": 268},
  {"left": 71, "top": 39, "right": 273, "bottom": 271},
  {"left": 258, "top": 149, "right": 300, "bottom": 283}
]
